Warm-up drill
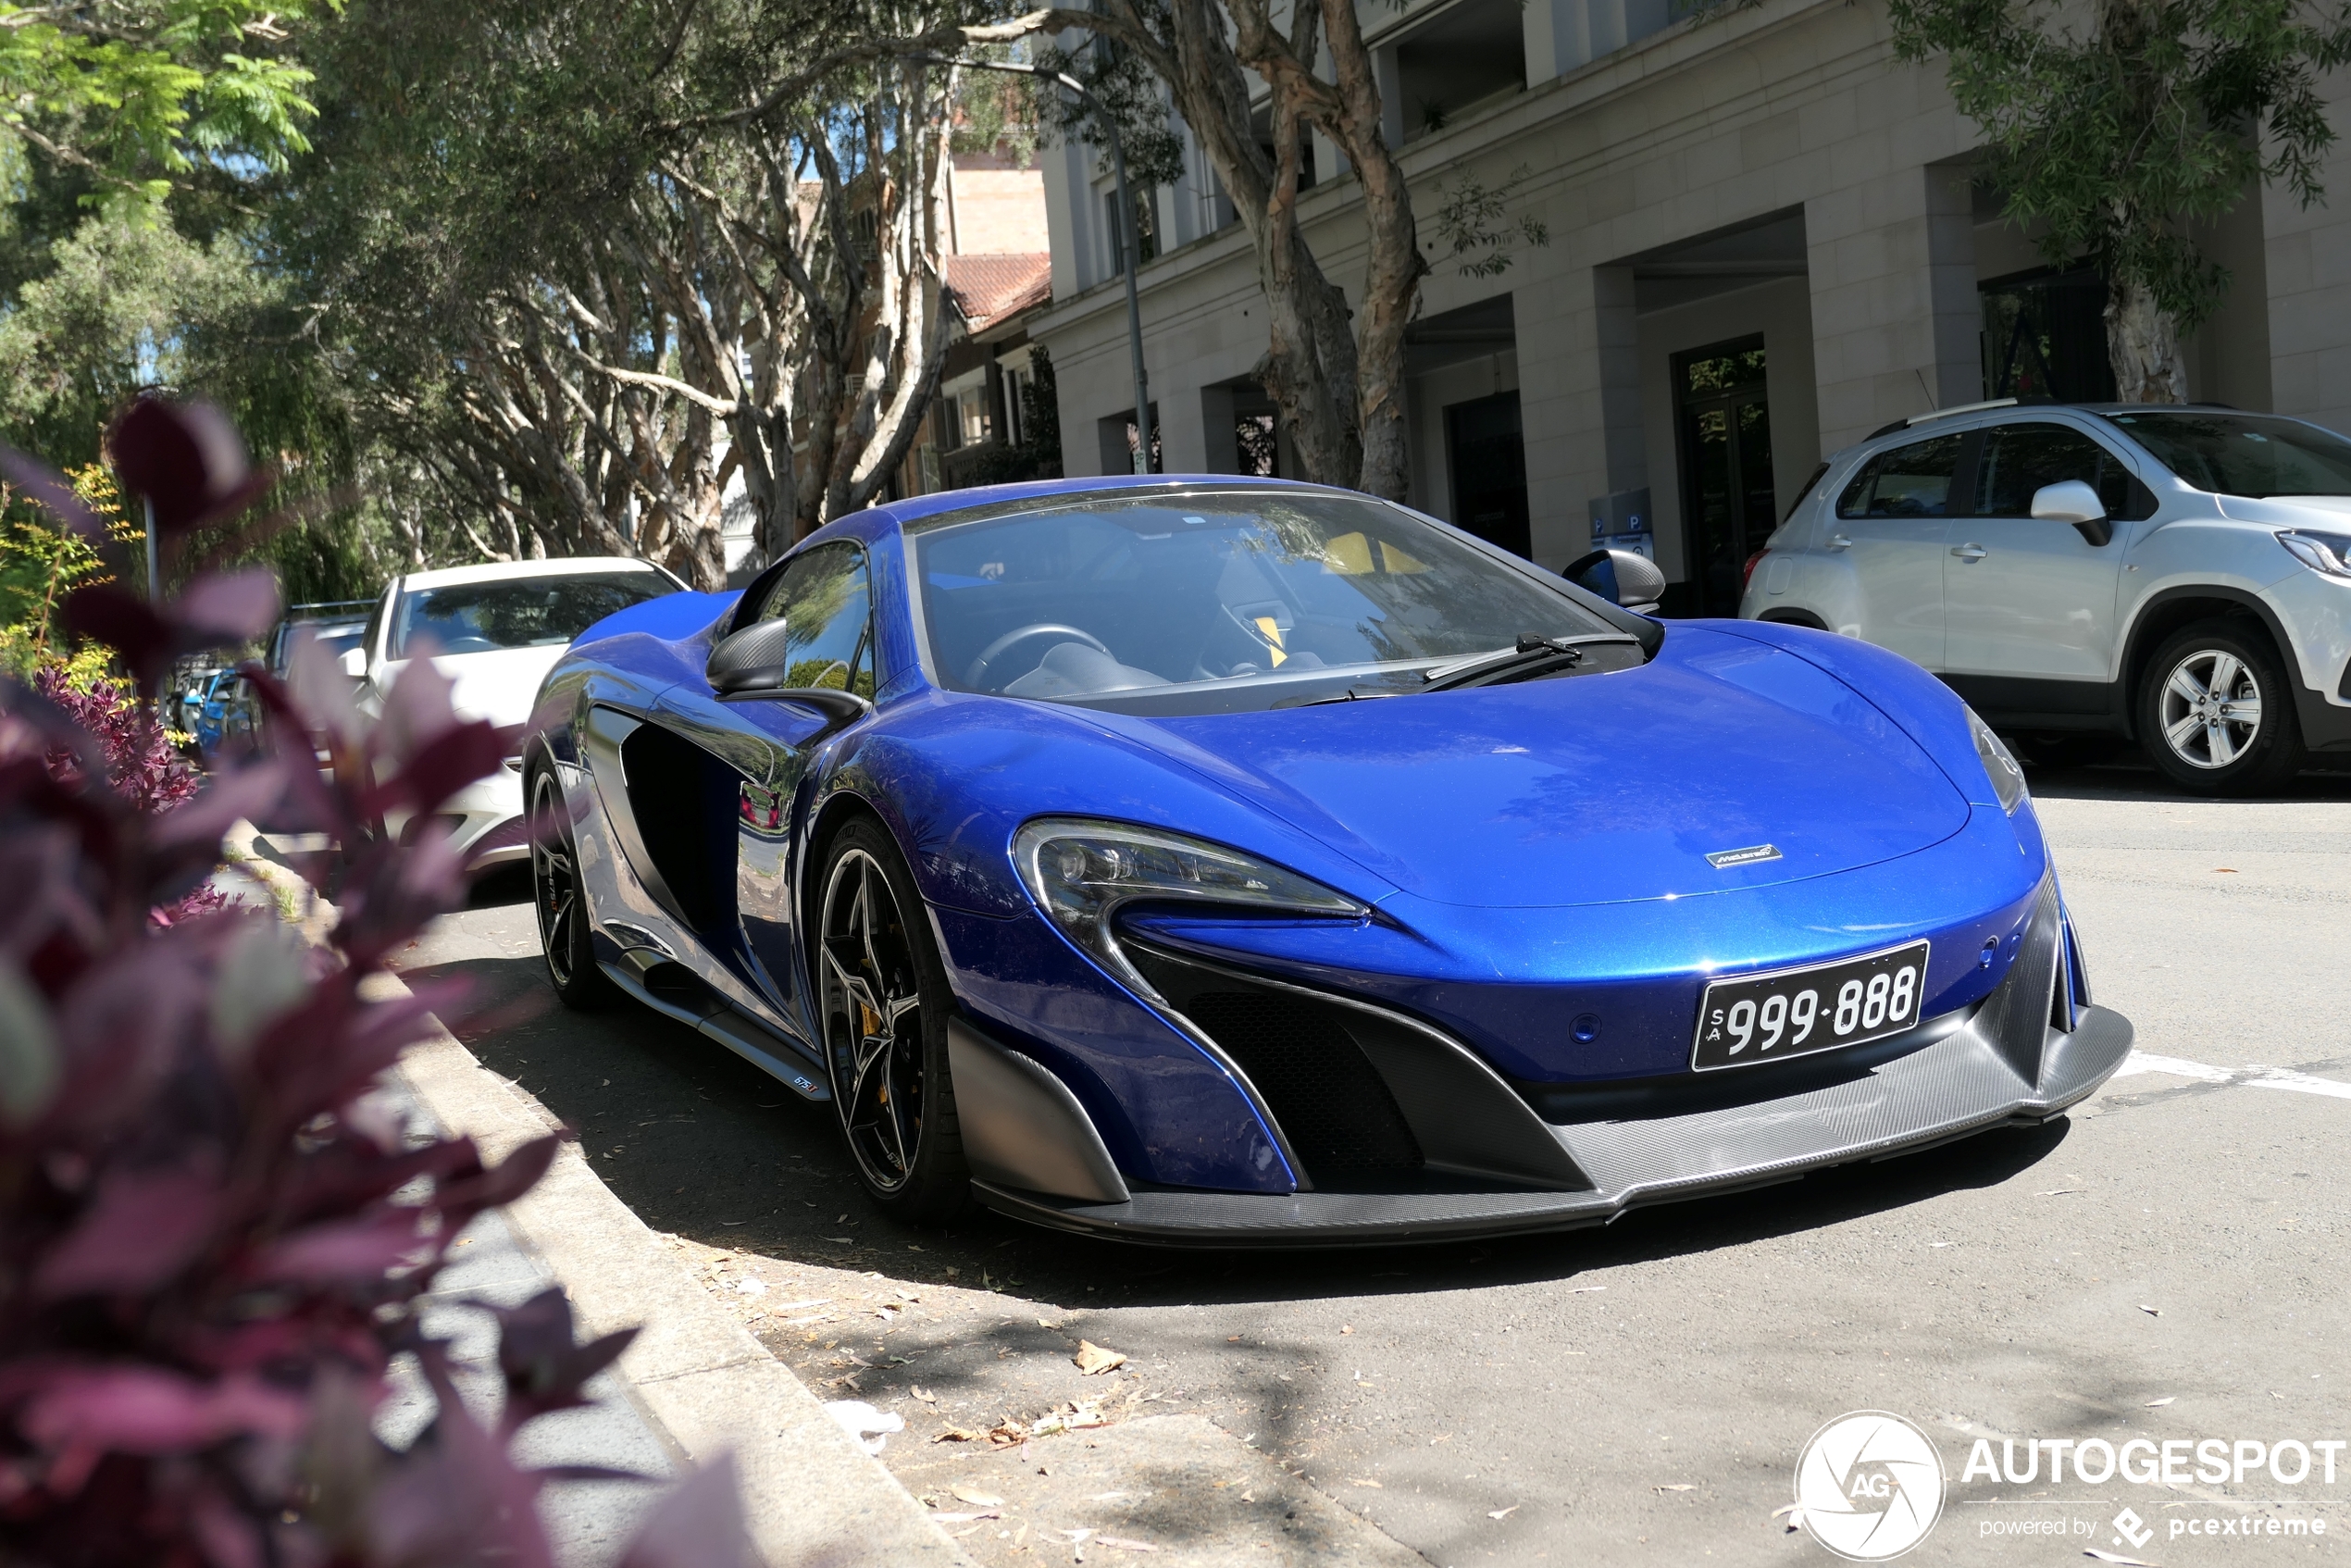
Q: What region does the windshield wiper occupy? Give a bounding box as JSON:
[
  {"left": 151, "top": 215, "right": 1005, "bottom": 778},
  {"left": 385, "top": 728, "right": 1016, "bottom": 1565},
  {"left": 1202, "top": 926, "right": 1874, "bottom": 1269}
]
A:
[{"left": 1418, "top": 632, "right": 1641, "bottom": 693}]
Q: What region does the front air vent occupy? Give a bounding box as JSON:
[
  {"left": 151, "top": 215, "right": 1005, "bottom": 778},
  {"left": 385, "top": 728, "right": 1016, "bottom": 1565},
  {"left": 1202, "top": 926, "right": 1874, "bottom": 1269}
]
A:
[
  {"left": 1126, "top": 945, "right": 1423, "bottom": 1186},
  {"left": 1182, "top": 990, "right": 1424, "bottom": 1179}
]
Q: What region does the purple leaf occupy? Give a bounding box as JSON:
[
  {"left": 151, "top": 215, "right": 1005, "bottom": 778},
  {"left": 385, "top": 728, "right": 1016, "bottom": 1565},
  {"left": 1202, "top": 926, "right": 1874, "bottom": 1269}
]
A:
[
  {"left": 14, "top": 1365, "right": 307, "bottom": 1454},
  {"left": 0, "top": 444, "right": 102, "bottom": 537},
  {"left": 615, "top": 1454, "right": 756, "bottom": 1568},
  {"left": 108, "top": 398, "right": 270, "bottom": 535},
  {"left": 175, "top": 568, "right": 282, "bottom": 642},
  {"left": 34, "top": 1163, "right": 228, "bottom": 1298},
  {"left": 251, "top": 1210, "right": 429, "bottom": 1286}
]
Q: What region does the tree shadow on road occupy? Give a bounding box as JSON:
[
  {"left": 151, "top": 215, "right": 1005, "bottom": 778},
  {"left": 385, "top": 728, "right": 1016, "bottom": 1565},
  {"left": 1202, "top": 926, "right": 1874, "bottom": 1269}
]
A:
[{"left": 401, "top": 937, "right": 2078, "bottom": 1316}]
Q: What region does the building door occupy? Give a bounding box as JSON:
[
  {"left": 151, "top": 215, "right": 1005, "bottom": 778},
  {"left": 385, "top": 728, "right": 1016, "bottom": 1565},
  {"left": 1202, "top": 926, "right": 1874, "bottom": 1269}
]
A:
[
  {"left": 1445, "top": 391, "right": 1530, "bottom": 558},
  {"left": 1673, "top": 338, "right": 1776, "bottom": 617}
]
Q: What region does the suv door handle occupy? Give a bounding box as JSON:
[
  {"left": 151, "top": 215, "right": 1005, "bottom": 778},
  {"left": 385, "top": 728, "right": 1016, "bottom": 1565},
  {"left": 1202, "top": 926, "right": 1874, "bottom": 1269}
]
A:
[
  {"left": 1950, "top": 543, "right": 1987, "bottom": 562},
  {"left": 1825, "top": 534, "right": 1852, "bottom": 552}
]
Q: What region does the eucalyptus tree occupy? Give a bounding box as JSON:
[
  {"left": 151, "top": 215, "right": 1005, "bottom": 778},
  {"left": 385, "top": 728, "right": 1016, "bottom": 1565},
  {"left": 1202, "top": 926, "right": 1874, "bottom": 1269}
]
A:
[{"left": 1887, "top": 0, "right": 2351, "bottom": 400}]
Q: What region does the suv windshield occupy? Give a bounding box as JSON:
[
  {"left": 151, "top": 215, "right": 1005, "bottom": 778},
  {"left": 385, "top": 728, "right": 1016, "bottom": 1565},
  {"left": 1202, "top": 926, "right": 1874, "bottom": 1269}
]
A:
[
  {"left": 392, "top": 571, "right": 670, "bottom": 658},
  {"left": 2104, "top": 411, "right": 2351, "bottom": 498},
  {"left": 911, "top": 489, "right": 1613, "bottom": 716}
]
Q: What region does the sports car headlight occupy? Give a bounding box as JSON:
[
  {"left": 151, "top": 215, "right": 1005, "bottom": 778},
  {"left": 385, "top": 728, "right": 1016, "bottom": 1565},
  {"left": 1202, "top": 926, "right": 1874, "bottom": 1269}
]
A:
[
  {"left": 1966, "top": 708, "right": 2028, "bottom": 815},
  {"left": 2277, "top": 529, "right": 2351, "bottom": 579},
  {"left": 1013, "top": 818, "right": 1369, "bottom": 978}
]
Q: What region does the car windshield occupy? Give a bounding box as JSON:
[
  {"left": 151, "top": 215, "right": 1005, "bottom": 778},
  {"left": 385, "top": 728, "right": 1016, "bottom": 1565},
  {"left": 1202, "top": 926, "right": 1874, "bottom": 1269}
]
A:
[
  {"left": 2103, "top": 411, "right": 2351, "bottom": 498},
  {"left": 910, "top": 489, "right": 1612, "bottom": 715},
  {"left": 391, "top": 572, "right": 669, "bottom": 658}
]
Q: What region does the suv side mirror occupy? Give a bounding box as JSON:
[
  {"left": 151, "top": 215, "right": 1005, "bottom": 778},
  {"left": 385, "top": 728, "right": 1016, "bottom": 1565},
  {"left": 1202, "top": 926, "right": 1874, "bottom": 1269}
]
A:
[
  {"left": 2030, "top": 480, "right": 2113, "bottom": 546},
  {"left": 1563, "top": 548, "right": 1667, "bottom": 616},
  {"left": 339, "top": 647, "right": 367, "bottom": 679}
]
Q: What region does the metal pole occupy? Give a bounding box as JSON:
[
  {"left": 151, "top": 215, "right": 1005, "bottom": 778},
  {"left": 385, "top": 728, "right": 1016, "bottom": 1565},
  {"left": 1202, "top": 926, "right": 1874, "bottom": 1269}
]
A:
[
  {"left": 143, "top": 496, "right": 159, "bottom": 601},
  {"left": 918, "top": 56, "right": 1155, "bottom": 474}
]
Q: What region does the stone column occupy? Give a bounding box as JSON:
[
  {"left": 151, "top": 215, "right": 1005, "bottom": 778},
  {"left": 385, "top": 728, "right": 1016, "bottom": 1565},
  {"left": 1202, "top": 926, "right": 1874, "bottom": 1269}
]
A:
[{"left": 1806, "top": 160, "right": 1980, "bottom": 454}]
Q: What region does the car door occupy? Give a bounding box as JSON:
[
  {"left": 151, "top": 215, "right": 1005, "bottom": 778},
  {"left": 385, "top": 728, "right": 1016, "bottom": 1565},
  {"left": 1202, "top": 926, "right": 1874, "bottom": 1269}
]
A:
[
  {"left": 1825, "top": 432, "right": 1965, "bottom": 668},
  {"left": 1943, "top": 420, "right": 2139, "bottom": 685},
  {"left": 657, "top": 541, "right": 877, "bottom": 1021}
]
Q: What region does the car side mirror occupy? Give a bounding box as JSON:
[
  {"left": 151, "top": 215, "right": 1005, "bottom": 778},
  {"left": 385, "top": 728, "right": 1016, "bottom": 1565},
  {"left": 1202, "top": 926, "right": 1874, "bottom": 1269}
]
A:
[
  {"left": 1563, "top": 548, "right": 1667, "bottom": 616},
  {"left": 705, "top": 619, "right": 871, "bottom": 725},
  {"left": 339, "top": 647, "right": 367, "bottom": 679},
  {"left": 2030, "top": 480, "right": 2114, "bottom": 546}
]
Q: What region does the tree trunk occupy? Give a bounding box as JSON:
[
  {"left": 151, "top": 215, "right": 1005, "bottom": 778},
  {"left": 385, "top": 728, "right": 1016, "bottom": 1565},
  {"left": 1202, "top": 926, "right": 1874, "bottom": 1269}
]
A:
[
  {"left": 1314, "top": 0, "right": 1425, "bottom": 501},
  {"left": 2106, "top": 281, "right": 2184, "bottom": 403}
]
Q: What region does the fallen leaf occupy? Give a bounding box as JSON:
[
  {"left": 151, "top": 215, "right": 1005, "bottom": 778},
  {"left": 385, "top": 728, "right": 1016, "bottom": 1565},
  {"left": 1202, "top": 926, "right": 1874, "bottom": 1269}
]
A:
[
  {"left": 826, "top": 1237, "right": 854, "bottom": 1244},
  {"left": 951, "top": 1485, "right": 1004, "bottom": 1507},
  {"left": 1772, "top": 1503, "right": 1805, "bottom": 1534},
  {"left": 2213, "top": 867, "right": 2238, "bottom": 874},
  {"left": 1075, "top": 1340, "right": 1129, "bottom": 1375},
  {"left": 2146, "top": 1397, "right": 2174, "bottom": 1407},
  {"left": 1488, "top": 1505, "right": 1519, "bottom": 1519},
  {"left": 1096, "top": 1538, "right": 1159, "bottom": 1553},
  {"left": 1430, "top": 1434, "right": 1453, "bottom": 1445},
  {"left": 2036, "top": 1188, "right": 2081, "bottom": 1197},
  {"left": 734, "top": 1276, "right": 767, "bottom": 1295},
  {"left": 929, "top": 1510, "right": 1001, "bottom": 1524},
  {"left": 1349, "top": 1477, "right": 1384, "bottom": 1488},
  {"left": 1570, "top": 1285, "right": 1607, "bottom": 1294},
  {"left": 932, "top": 1426, "right": 986, "bottom": 1443},
  {"left": 1656, "top": 1484, "right": 1695, "bottom": 1493},
  {"left": 1039, "top": 1317, "right": 1064, "bottom": 1330},
  {"left": 2139, "top": 1304, "right": 2161, "bottom": 1317},
  {"left": 1340, "top": 1325, "right": 1354, "bottom": 1334}
]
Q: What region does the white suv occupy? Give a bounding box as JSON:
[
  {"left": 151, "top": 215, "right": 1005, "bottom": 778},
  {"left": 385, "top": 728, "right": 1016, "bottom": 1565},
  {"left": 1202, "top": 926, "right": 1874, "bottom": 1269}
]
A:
[{"left": 1741, "top": 401, "right": 2351, "bottom": 794}]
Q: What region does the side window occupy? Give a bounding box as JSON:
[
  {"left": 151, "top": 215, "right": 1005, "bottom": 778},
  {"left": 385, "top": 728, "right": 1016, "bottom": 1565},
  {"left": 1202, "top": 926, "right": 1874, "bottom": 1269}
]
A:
[
  {"left": 755, "top": 542, "right": 874, "bottom": 696},
  {"left": 1835, "top": 435, "right": 1964, "bottom": 519},
  {"left": 1974, "top": 422, "right": 2149, "bottom": 520}
]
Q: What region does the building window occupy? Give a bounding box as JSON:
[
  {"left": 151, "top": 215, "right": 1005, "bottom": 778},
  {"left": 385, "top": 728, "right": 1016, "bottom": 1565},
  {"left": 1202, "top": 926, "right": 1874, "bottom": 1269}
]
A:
[
  {"left": 959, "top": 387, "right": 990, "bottom": 447},
  {"left": 1004, "top": 366, "right": 1032, "bottom": 446},
  {"left": 1395, "top": 0, "right": 1526, "bottom": 142},
  {"left": 1102, "top": 186, "right": 1159, "bottom": 277},
  {"left": 1981, "top": 268, "right": 2115, "bottom": 403}
]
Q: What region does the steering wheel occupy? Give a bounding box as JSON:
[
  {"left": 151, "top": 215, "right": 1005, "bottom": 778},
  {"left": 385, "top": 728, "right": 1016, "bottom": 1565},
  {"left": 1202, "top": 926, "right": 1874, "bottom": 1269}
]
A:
[{"left": 965, "top": 623, "right": 1111, "bottom": 690}]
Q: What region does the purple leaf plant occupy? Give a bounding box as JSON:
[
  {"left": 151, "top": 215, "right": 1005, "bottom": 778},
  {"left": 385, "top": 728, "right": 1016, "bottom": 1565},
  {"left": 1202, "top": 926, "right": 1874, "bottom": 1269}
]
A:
[{"left": 0, "top": 398, "right": 753, "bottom": 1568}]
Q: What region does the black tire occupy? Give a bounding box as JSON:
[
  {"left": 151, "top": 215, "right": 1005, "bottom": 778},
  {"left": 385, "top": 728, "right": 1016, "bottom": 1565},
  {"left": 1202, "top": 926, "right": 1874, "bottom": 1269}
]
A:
[
  {"left": 528, "top": 760, "right": 616, "bottom": 1010},
  {"left": 2135, "top": 619, "right": 2307, "bottom": 796},
  {"left": 814, "top": 815, "right": 970, "bottom": 1225}
]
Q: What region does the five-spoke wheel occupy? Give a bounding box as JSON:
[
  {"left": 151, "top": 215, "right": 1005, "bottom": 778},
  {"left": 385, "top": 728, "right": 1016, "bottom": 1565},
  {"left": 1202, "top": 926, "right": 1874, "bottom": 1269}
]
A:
[
  {"left": 816, "top": 818, "right": 968, "bottom": 1220},
  {"left": 529, "top": 761, "right": 613, "bottom": 1008}
]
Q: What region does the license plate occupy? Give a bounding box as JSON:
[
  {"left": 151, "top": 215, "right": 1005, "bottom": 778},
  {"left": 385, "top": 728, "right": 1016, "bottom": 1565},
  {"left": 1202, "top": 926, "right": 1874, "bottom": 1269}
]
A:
[{"left": 1690, "top": 940, "right": 1931, "bottom": 1071}]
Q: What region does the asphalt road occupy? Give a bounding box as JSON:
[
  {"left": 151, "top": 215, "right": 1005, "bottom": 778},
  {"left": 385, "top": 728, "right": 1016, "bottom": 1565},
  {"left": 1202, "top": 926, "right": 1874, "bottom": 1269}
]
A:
[{"left": 394, "top": 753, "right": 2351, "bottom": 1568}]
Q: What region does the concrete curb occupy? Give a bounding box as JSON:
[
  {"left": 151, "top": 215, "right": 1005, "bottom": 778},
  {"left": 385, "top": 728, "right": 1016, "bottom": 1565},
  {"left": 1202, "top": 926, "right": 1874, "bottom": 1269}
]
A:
[{"left": 229, "top": 829, "right": 974, "bottom": 1568}]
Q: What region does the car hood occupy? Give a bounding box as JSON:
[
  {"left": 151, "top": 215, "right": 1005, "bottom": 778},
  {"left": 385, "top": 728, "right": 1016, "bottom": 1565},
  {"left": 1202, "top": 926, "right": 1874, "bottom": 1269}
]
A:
[
  {"left": 1088, "top": 626, "right": 1973, "bottom": 909},
  {"left": 2211, "top": 493, "right": 2351, "bottom": 527},
  {"left": 377, "top": 646, "right": 568, "bottom": 728}
]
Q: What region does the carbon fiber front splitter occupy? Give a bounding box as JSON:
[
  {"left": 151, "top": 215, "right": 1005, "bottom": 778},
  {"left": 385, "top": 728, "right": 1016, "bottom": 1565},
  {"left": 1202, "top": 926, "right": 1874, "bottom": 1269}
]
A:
[{"left": 970, "top": 1002, "right": 2133, "bottom": 1248}]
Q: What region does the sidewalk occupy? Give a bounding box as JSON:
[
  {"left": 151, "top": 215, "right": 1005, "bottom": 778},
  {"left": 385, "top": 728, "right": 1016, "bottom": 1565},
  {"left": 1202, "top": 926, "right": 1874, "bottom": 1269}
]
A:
[{"left": 228, "top": 831, "right": 974, "bottom": 1568}]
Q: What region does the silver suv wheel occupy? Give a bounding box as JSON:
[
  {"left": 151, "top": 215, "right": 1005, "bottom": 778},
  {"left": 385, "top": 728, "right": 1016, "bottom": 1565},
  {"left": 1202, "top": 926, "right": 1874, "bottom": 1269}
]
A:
[{"left": 2158, "top": 647, "right": 2264, "bottom": 769}]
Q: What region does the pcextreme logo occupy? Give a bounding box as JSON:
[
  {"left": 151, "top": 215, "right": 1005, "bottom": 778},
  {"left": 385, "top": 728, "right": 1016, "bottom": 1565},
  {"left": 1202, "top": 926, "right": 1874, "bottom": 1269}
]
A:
[{"left": 1795, "top": 1411, "right": 1947, "bottom": 1562}]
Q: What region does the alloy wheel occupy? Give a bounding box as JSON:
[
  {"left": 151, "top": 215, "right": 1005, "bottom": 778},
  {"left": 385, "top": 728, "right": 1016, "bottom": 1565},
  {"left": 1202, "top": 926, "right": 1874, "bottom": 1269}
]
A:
[
  {"left": 2158, "top": 648, "right": 2263, "bottom": 770},
  {"left": 819, "top": 847, "right": 927, "bottom": 1192},
  {"left": 529, "top": 769, "right": 580, "bottom": 989}
]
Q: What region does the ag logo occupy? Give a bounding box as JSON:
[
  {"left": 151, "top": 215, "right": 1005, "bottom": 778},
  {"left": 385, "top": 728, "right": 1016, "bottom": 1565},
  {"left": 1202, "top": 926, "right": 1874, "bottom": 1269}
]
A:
[{"left": 1795, "top": 1411, "right": 1946, "bottom": 1561}]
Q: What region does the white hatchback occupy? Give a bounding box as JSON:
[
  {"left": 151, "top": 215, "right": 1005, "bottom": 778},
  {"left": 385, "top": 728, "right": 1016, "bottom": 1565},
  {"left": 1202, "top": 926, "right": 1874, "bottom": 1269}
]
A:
[
  {"left": 1741, "top": 401, "right": 2351, "bottom": 794},
  {"left": 343, "top": 557, "right": 683, "bottom": 864}
]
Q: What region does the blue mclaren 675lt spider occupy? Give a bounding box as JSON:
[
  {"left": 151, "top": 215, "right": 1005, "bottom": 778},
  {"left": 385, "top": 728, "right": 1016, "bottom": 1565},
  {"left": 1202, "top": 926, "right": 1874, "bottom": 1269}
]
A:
[{"left": 524, "top": 475, "right": 2133, "bottom": 1245}]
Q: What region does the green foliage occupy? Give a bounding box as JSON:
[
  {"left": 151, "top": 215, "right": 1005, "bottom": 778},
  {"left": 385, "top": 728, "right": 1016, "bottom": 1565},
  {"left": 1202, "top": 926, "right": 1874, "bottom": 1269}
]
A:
[
  {"left": 1887, "top": 0, "right": 2351, "bottom": 332},
  {"left": 1028, "top": 41, "right": 1188, "bottom": 191},
  {"left": 0, "top": 0, "right": 329, "bottom": 212},
  {"left": 0, "top": 466, "right": 131, "bottom": 678},
  {"left": 1429, "top": 163, "right": 1550, "bottom": 279}
]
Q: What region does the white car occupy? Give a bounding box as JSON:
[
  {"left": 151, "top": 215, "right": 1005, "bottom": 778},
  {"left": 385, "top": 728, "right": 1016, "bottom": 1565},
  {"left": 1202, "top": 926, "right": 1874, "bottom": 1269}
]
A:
[
  {"left": 343, "top": 557, "right": 684, "bottom": 864},
  {"left": 1741, "top": 401, "right": 2351, "bottom": 794}
]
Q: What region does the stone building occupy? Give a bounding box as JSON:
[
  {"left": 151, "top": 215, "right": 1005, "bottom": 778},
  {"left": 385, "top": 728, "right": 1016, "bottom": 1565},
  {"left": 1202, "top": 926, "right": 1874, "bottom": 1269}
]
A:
[{"left": 1027, "top": 0, "right": 2350, "bottom": 613}]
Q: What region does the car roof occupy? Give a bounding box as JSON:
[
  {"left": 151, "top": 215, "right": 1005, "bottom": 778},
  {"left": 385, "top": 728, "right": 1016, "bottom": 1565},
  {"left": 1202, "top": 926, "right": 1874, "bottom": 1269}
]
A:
[
  {"left": 396, "top": 556, "right": 669, "bottom": 591},
  {"left": 873, "top": 472, "right": 1348, "bottom": 529},
  {"left": 1862, "top": 399, "right": 2255, "bottom": 442}
]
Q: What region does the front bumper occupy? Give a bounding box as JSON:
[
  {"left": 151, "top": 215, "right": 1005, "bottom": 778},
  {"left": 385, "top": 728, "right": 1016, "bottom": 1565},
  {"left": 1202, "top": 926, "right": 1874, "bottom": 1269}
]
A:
[
  {"left": 971, "top": 876, "right": 2133, "bottom": 1246},
  {"left": 385, "top": 762, "right": 529, "bottom": 867}
]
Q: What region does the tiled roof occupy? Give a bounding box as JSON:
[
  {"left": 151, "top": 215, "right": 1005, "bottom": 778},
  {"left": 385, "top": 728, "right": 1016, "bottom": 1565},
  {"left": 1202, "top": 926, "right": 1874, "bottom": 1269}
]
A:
[{"left": 944, "top": 252, "right": 1051, "bottom": 330}]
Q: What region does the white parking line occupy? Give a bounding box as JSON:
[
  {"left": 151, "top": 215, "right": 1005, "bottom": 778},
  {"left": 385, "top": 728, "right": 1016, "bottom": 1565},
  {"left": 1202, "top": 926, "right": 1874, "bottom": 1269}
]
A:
[{"left": 2111, "top": 1051, "right": 2351, "bottom": 1101}]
